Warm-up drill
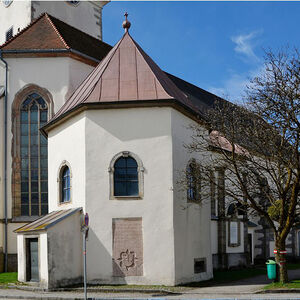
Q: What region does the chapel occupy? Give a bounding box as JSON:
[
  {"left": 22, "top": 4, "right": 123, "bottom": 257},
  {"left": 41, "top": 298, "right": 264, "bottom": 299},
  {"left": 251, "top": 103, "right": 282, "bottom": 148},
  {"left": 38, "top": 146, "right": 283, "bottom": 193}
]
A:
[{"left": 0, "top": 0, "right": 299, "bottom": 288}]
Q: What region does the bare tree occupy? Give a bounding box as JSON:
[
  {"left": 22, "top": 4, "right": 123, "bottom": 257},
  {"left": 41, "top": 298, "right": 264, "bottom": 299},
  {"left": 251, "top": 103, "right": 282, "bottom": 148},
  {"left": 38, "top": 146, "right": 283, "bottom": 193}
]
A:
[{"left": 185, "top": 49, "right": 300, "bottom": 283}]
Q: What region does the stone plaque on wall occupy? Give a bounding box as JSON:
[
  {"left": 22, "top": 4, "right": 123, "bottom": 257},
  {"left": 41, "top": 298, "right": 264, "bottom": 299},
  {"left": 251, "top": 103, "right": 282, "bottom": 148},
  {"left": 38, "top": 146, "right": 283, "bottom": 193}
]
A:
[{"left": 112, "top": 218, "right": 143, "bottom": 277}]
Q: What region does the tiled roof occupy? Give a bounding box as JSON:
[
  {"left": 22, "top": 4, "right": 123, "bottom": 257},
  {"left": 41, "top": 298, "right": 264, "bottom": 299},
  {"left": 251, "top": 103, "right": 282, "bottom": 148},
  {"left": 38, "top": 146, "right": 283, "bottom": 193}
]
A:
[
  {"left": 15, "top": 208, "right": 82, "bottom": 233},
  {"left": 0, "top": 13, "right": 112, "bottom": 62},
  {"left": 46, "top": 31, "right": 199, "bottom": 125}
]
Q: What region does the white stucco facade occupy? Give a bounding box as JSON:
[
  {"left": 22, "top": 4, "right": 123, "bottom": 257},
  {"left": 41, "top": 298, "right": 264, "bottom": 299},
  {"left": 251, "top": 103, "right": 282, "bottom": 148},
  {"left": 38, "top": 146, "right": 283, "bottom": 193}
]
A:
[{"left": 41, "top": 106, "right": 213, "bottom": 286}]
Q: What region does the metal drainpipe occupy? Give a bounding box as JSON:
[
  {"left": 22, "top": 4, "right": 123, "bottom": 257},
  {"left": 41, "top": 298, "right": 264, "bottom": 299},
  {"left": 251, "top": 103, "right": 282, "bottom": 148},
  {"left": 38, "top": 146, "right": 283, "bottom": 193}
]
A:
[{"left": 0, "top": 50, "right": 8, "bottom": 272}]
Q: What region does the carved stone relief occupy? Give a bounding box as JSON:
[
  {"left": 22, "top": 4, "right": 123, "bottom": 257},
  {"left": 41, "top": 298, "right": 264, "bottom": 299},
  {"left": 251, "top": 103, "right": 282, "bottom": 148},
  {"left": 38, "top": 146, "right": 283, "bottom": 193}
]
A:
[{"left": 112, "top": 218, "right": 143, "bottom": 277}]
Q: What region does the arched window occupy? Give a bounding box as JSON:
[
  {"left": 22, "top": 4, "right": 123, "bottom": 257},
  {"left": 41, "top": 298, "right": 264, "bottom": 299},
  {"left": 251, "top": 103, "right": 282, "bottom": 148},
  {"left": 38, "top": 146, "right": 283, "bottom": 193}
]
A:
[
  {"left": 12, "top": 85, "right": 53, "bottom": 218},
  {"left": 109, "top": 151, "right": 144, "bottom": 199},
  {"left": 20, "top": 93, "right": 48, "bottom": 216},
  {"left": 186, "top": 160, "right": 200, "bottom": 203},
  {"left": 61, "top": 166, "right": 71, "bottom": 203}
]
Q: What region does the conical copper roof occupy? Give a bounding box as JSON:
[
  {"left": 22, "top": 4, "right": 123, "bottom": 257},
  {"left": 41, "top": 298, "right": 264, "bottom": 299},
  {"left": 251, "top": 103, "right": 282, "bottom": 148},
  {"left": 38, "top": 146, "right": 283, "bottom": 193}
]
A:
[{"left": 50, "top": 31, "right": 194, "bottom": 123}]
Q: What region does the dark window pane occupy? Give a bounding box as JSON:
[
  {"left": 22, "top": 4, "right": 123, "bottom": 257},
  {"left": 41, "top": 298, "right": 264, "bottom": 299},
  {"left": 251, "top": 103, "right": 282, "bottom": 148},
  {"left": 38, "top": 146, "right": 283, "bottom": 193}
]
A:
[
  {"left": 41, "top": 169, "right": 48, "bottom": 180},
  {"left": 40, "top": 111, "right": 48, "bottom": 122},
  {"left": 31, "top": 205, "right": 39, "bottom": 216},
  {"left": 30, "top": 108, "right": 38, "bottom": 123},
  {"left": 31, "top": 169, "right": 38, "bottom": 181},
  {"left": 114, "top": 182, "right": 126, "bottom": 196},
  {"left": 21, "top": 111, "right": 28, "bottom": 123},
  {"left": 37, "top": 97, "right": 47, "bottom": 108},
  {"left": 127, "top": 171, "right": 138, "bottom": 180},
  {"left": 127, "top": 182, "right": 138, "bottom": 196},
  {"left": 41, "top": 181, "right": 48, "bottom": 192},
  {"left": 21, "top": 170, "right": 28, "bottom": 181},
  {"left": 30, "top": 135, "right": 38, "bottom": 145},
  {"left": 30, "top": 146, "right": 38, "bottom": 157},
  {"left": 41, "top": 146, "right": 47, "bottom": 156},
  {"left": 40, "top": 135, "right": 47, "bottom": 145},
  {"left": 114, "top": 156, "right": 139, "bottom": 196},
  {"left": 31, "top": 159, "right": 38, "bottom": 169},
  {"left": 115, "top": 158, "right": 126, "bottom": 168},
  {"left": 21, "top": 193, "right": 29, "bottom": 204},
  {"left": 41, "top": 205, "right": 48, "bottom": 215},
  {"left": 21, "top": 159, "right": 29, "bottom": 169},
  {"left": 31, "top": 193, "right": 39, "bottom": 204},
  {"left": 41, "top": 159, "right": 47, "bottom": 168},
  {"left": 30, "top": 103, "right": 38, "bottom": 111},
  {"left": 21, "top": 205, "right": 29, "bottom": 216},
  {"left": 30, "top": 123, "right": 38, "bottom": 134},
  {"left": 31, "top": 181, "right": 38, "bottom": 193},
  {"left": 21, "top": 182, "right": 29, "bottom": 193},
  {"left": 21, "top": 147, "right": 28, "bottom": 157},
  {"left": 21, "top": 135, "right": 28, "bottom": 146},
  {"left": 41, "top": 193, "right": 48, "bottom": 203},
  {"left": 21, "top": 124, "right": 28, "bottom": 135},
  {"left": 127, "top": 158, "right": 137, "bottom": 168}
]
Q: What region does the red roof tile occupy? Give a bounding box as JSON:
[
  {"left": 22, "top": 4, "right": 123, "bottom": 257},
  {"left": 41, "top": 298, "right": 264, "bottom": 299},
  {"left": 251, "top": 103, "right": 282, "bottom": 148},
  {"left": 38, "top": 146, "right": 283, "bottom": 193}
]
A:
[{"left": 0, "top": 13, "right": 112, "bottom": 62}]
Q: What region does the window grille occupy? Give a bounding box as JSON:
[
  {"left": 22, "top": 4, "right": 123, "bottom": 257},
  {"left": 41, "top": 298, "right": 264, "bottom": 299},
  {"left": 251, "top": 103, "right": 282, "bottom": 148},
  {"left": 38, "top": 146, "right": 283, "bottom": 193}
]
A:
[{"left": 114, "top": 157, "right": 138, "bottom": 196}]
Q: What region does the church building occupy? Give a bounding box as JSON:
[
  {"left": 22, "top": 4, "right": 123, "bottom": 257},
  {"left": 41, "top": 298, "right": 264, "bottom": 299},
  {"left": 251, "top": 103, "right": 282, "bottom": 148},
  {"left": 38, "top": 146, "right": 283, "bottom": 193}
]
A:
[{"left": 1, "top": 0, "right": 299, "bottom": 289}]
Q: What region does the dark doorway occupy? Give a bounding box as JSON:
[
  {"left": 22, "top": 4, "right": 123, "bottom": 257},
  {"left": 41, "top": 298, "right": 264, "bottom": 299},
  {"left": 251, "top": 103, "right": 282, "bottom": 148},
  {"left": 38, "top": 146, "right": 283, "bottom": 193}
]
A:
[
  {"left": 26, "top": 238, "right": 39, "bottom": 282},
  {"left": 248, "top": 233, "right": 253, "bottom": 264}
]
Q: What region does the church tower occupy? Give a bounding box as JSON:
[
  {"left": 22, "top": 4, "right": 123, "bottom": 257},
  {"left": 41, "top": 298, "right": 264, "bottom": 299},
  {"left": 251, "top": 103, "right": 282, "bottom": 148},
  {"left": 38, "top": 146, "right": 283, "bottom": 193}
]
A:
[{"left": 0, "top": 0, "right": 108, "bottom": 45}]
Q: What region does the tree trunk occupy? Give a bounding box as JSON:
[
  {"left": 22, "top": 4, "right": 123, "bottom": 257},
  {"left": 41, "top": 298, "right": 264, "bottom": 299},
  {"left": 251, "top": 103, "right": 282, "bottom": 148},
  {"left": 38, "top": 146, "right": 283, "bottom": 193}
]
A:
[{"left": 275, "top": 239, "right": 288, "bottom": 283}]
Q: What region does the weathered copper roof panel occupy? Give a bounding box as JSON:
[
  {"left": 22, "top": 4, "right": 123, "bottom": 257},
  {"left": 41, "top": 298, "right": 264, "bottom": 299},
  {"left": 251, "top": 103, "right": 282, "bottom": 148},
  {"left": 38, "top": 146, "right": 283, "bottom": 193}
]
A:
[{"left": 49, "top": 31, "right": 194, "bottom": 123}]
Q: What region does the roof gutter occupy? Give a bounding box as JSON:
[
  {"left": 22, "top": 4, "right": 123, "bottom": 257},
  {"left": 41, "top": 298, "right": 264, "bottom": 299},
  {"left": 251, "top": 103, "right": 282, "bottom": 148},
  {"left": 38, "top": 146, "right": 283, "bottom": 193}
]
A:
[
  {"left": 0, "top": 50, "right": 8, "bottom": 272},
  {"left": 1, "top": 48, "right": 100, "bottom": 64}
]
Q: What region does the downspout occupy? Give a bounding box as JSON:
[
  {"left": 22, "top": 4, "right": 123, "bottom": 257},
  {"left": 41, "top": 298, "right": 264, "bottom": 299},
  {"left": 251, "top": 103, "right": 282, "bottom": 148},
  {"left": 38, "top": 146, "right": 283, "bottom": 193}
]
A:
[{"left": 0, "top": 50, "right": 8, "bottom": 272}]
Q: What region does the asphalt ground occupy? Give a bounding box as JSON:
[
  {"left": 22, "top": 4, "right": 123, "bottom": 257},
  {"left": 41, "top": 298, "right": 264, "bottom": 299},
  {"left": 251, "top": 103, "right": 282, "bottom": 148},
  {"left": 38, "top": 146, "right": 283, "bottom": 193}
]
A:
[{"left": 0, "top": 269, "right": 300, "bottom": 300}]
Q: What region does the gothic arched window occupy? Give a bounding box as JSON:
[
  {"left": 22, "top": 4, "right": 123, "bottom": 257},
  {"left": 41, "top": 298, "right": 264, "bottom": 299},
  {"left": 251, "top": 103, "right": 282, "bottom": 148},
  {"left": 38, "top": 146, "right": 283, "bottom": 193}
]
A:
[{"left": 19, "top": 93, "right": 49, "bottom": 216}]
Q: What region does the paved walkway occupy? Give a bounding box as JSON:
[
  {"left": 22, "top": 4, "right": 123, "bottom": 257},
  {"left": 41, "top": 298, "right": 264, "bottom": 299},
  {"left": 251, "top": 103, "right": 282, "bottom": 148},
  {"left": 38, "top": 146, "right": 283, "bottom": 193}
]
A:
[{"left": 0, "top": 269, "right": 300, "bottom": 299}]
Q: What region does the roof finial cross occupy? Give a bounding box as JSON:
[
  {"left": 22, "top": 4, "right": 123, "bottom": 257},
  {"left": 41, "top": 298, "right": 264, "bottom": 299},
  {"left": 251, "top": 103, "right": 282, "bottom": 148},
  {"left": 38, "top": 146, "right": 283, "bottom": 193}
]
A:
[{"left": 122, "top": 12, "right": 131, "bottom": 33}]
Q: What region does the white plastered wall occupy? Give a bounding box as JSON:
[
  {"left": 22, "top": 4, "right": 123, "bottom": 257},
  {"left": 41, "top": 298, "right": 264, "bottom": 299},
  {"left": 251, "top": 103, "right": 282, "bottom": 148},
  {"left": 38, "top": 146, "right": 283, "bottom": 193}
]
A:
[
  {"left": 48, "top": 106, "right": 176, "bottom": 285},
  {"left": 46, "top": 211, "right": 82, "bottom": 288},
  {"left": 48, "top": 113, "right": 86, "bottom": 213},
  {"left": 32, "top": 1, "right": 107, "bottom": 40},
  {"left": 0, "top": 1, "right": 31, "bottom": 46},
  {"left": 171, "top": 109, "right": 213, "bottom": 284}
]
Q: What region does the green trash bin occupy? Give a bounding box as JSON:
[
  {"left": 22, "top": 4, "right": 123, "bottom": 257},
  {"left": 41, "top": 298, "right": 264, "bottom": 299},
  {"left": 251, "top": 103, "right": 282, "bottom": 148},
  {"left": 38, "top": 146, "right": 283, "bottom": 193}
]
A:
[{"left": 266, "top": 259, "right": 277, "bottom": 280}]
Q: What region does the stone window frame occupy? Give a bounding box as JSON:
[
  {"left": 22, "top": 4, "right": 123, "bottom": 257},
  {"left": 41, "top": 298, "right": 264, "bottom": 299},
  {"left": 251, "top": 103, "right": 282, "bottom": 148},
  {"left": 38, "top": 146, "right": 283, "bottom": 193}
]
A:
[
  {"left": 57, "top": 160, "right": 73, "bottom": 205},
  {"left": 12, "top": 84, "right": 54, "bottom": 220},
  {"left": 108, "top": 151, "right": 144, "bottom": 200},
  {"left": 228, "top": 219, "right": 241, "bottom": 247}
]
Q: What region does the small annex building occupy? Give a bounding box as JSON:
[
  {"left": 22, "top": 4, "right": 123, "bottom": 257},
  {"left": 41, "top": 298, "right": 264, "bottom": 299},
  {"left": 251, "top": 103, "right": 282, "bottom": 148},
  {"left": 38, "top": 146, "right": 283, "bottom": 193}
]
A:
[{"left": 15, "top": 18, "right": 213, "bottom": 288}]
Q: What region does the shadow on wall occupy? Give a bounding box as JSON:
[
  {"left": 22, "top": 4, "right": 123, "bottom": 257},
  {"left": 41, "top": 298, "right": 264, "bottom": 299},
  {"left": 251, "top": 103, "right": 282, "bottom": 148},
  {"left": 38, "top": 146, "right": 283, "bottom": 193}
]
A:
[
  {"left": 86, "top": 227, "right": 128, "bottom": 285},
  {"left": 86, "top": 108, "right": 171, "bottom": 142}
]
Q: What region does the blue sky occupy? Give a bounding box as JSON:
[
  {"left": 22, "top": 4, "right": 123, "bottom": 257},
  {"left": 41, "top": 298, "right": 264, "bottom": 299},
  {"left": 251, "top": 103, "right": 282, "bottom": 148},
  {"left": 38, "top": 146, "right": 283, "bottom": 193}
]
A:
[{"left": 103, "top": 1, "right": 300, "bottom": 103}]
